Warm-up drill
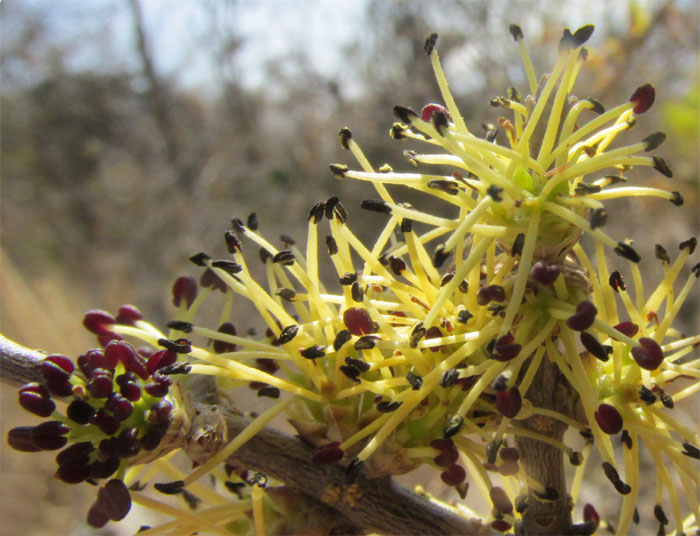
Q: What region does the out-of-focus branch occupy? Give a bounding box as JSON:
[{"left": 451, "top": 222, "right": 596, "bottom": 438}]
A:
[{"left": 0, "top": 334, "right": 490, "bottom": 536}]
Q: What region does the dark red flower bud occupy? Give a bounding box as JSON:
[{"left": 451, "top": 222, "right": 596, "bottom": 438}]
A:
[
  {"left": 440, "top": 463, "right": 466, "bottom": 486},
  {"left": 88, "top": 369, "right": 114, "bottom": 398},
  {"left": 67, "top": 399, "right": 96, "bottom": 424},
  {"left": 583, "top": 503, "right": 600, "bottom": 527},
  {"left": 97, "top": 479, "right": 132, "bottom": 521},
  {"left": 613, "top": 321, "right": 639, "bottom": 338},
  {"left": 172, "top": 276, "right": 198, "bottom": 308},
  {"left": 434, "top": 446, "right": 459, "bottom": 467},
  {"left": 490, "top": 486, "right": 514, "bottom": 514},
  {"left": 18, "top": 383, "right": 55, "bottom": 417},
  {"left": 343, "top": 307, "right": 374, "bottom": 336},
  {"left": 213, "top": 322, "right": 237, "bottom": 353},
  {"left": 115, "top": 428, "right": 141, "bottom": 458},
  {"left": 41, "top": 355, "right": 75, "bottom": 382},
  {"left": 91, "top": 409, "right": 121, "bottom": 436},
  {"left": 7, "top": 426, "right": 41, "bottom": 452},
  {"left": 420, "top": 103, "right": 450, "bottom": 123},
  {"left": 144, "top": 382, "right": 169, "bottom": 398},
  {"left": 629, "top": 84, "right": 655, "bottom": 114},
  {"left": 492, "top": 333, "right": 521, "bottom": 361},
  {"left": 496, "top": 387, "right": 522, "bottom": 418},
  {"left": 566, "top": 301, "right": 597, "bottom": 331},
  {"left": 87, "top": 501, "right": 110, "bottom": 528},
  {"left": 530, "top": 261, "right": 560, "bottom": 285},
  {"left": 430, "top": 438, "right": 454, "bottom": 452},
  {"left": 31, "top": 420, "right": 69, "bottom": 450},
  {"left": 90, "top": 456, "right": 120, "bottom": 479},
  {"left": 115, "top": 304, "right": 142, "bottom": 325},
  {"left": 312, "top": 442, "right": 344, "bottom": 466},
  {"left": 83, "top": 309, "right": 116, "bottom": 336},
  {"left": 594, "top": 403, "right": 623, "bottom": 434},
  {"left": 105, "top": 394, "right": 134, "bottom": 422},
  {"left": 631, "top": 337, "right": 664, "bottom": 370},
  {"left": 477, "top": 285, "right": 506, "bottom": 305}
]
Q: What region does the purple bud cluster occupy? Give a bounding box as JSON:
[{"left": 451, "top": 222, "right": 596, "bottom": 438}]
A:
[{"left": 7, "top": 305, "right": 185, "bottom": 529}]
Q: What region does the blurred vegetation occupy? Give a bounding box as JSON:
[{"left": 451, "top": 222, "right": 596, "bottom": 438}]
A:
[{"left": 1, "top": 1, "right": 698, "bottom": 534}]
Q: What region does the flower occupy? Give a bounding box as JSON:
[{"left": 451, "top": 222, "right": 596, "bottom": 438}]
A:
[{"left": 7, "top": 22, "right": 700, "bottom": 535}]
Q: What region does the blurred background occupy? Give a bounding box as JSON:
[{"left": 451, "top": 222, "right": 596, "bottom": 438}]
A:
[{"left": 1, "top": 0, "right": 697, "bottom": 534}]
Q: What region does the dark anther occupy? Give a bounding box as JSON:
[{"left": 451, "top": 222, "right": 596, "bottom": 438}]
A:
[
  {"left": 345, "top": 457, "right": 363, "bottom": 484},
  {"left": 345, "top": 357, "right": 370, "bottom": 373},
  {"left": 339, "top": 272, "right": 357, "bottom": 285},
  {"left": 432, "top": 111, "right": 449, "bottom": 134},
  {"left": 571, "top": 25, "right": 595, "bottom": 47},
  {"left": 154, "top": 480, "right": 185, "bottom": 495},
  {"left": 250, "top": 473, "right": 267, "bottom": 488},
  {"left": 587, "top": 97, "right": 605, "bottom": 114},
  {"left": 620, "top": 430, "right": 632, "bottom": 449},
  {"left": 566, "top": 301, "right": 598, "bottom": 331},
  {"left": 440, "top": 272, "right": 455, "bottom": 287},
  {"left": 679, "top": 237, "right": 697, "bottom": 254},
  {"left": 581, "top": 332, "right": 609, "bottom": 362},
  {"left": 247, "top": 213, "right": 259, "bottom": 231},
  {"left": 272, "top": 250, "right": 295, "bottom": 265},
  {"left": 275, "top": 287, "right": 297, "bottom": 301},
  {"left": 333, "top": 330, "right": 352, "bottom": 351},
  {"left": 376, "top": 400, "right": 402, "bottom": 413},
  {"left": 339, "top": 364, "right": 361, "bottom": 382},
  {"left": 639, "top": 385, "right": 657, "bottom": 405},
  {"left": 354, "top": 335, "right": 378, "bottom": 350},
  {"left": 491, "top": 374, "right": 508, "bottom": 391},
  {"left": 575, "top": 182, "right": 602, "bottom": 195},
  {"left": 654, "top": 505, "right": 669, "bottom": 525},
  {"left": 559, "top": 28, "right": 575, "bottom": 51},
  {"left": 569, "top": 451, "right": 583, "bottom": 466},
  {"left": 511, "top": 233, "right": 525, "bottom": 257},
  {"left": 614, "top": 242, "right": 641, "bottom": 263},
  {"left": 424, "top": 32, "right": 438, "bottom": 55},
  {"left": 278, "top": 325, "right": 299, "bottom": 345},
  {"left": 257, "top": 386, "right": 280, "bottom": 399},
  {"left": 230, "top": 217, "right": 246, "bottom": 233},
  {"left": 308, "top": 202, "right": 325, "bottom": 223},
  {"left": 406, "top": 371, "right": 423, "bottom": 390},
  {"left": 509, "top": 24, "right": 523, "bottom": 41},
  {"left": 485, "top": 128, "right": 499, "bottom": 142},
  {"left": 389, "top": 256, "right": 406, "bottom": 276},
  {"left": 456, "top": 309, "right": 473, "bottom": 324},
  {"left": 224, "top": 231, "right": 242, "bottom": 253},
  {"left": 443, "top": 414, "right": 464, "bottom": 438},
  {"left": 393, "top": 105, "right": 418, "bottom": 124},
  {"left": 440, "top": 368, "right": 460, "bottom": 388},
  {"left": 211, "top": 260, "right": 242, "bottom": 274},
  {"left": 643, "top": 132, "right": 666, "bottom": 152},
  {"left": 325, "top": 196, "right": 348, "bottom": 222},
  {"left": 609, "top": 271, "right": 626, "bottom": 292},
  {"left": 458, "top": 280, "right": 469, "bottom": 293},
  {"left": 351, "top": 281, "right": 364, "bottom": 302},
  {"left": 390, "top": 123, "right": 406, "bottom": 139},
  {"left": 652, "top": 156, "right": 673, "bottom": 178},
  {"left": 300, "top": 345, "right": 326, "bottom": 360},
  {"left": 361, "top": 199, "right": 392, "bottom": 214},
  {"left": 670, "top": 191, "right": 684, "bottom": 206},
  {"left": 166, "top": 320, "right": 193, "bottom": 333},
  {"left": 661, "top": 393, "right": 674, "bottom": 409},
  {"left": 400, "top": 218, "right": 412, "bottom": 233},
  {"left": 432, "top": 244, "right": 449, "bottom": 268},
  {"left": 487, "top": 184, "right": 504, "bottom": 202},
  {"left": 410, "top": 322, "right": 426, "bottom": 348},
  {"left": 339, "top": 127, "right": 352, "bottom": 150},
  {"left": 259, "top": 248, "right": 273, "bottom": 264},
  {"left": 655, "top": 244, "right": 670, "bottom": 263},
  {"left": 602, "top": 462, "right": 631, "bottom": 495},
  {"left": 158, "top": 338, "right": 191, "bottom": 354},
  {"left": 329, "top": 164, "right": 348, "bottom": 179},
  {"left": 189, "top": 252, "right": 211, "bottom": 266},
  {"left": 326, "top": 236, "right": 338, "bottom": 256},
  {"left": 159, "top": 363, "right": 191, "bottom": 375},
  {"left": 693, "top": 263, "right": 700, "bottom": 278},
  {"left": 428, "top": 180, "right": 459, "bottom": 195},
  {"left": 681, "top": 441, "right": 700, "bottom": 459},
  {"left": 477, "top": 284, "right": 506, "bottom": 305},
  {"left": 590, "top": 208, "right": 607, "bottom": 229}
]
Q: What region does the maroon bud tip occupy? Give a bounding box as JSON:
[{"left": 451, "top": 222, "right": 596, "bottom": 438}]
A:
[
  {"left": 496, "top": 387, "right": 522, "bottom": 418},
  {"left": 343, "top": 307, "right": 374, "bottom": 336},
  {"left": 631, "top": 337, "right": 664, "bottom": 370},
  {"left": 629, "top": 84, "right": 655, "bottom": 114},
  {"left": 594, "top": 403, "right": 623, "bottom": 434},
  {"left": 83, "top": 309, "right": 116, "bottom": 336},
  {"left": 115, "top": 304, "right": 142, "bottom": 325},
  {"left": 172, "top": 276, "right": 198, "bottom": 308},
  {"left": 440, "top": 464, "right": 466, "bottom": 486}
]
